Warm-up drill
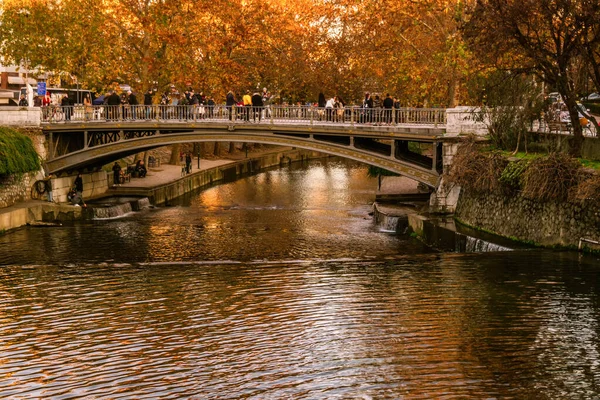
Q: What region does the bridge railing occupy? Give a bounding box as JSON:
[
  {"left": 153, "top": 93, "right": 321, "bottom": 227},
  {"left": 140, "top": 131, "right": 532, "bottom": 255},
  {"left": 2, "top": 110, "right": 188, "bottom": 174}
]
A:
[{"left": 40, "top": 104, "right": 446, "bottom": 127}]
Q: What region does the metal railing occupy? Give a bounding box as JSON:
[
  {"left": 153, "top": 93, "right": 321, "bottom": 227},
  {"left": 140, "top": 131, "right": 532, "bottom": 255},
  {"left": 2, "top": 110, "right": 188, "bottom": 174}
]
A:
[{"left": 40, "top": 104, "right": 447, "bottom": 127}]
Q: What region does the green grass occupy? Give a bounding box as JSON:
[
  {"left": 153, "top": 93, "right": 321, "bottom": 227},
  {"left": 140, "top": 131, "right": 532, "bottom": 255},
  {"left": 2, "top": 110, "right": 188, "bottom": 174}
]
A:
[
  {"left": 499, "top": 151, "right": 543, "bottom": 160},
  {"left": 496, "top": 150, "right": 600, "bottom": 170},
  {"left": 579, "top": 159, "right": 600, "bottom": 170}
]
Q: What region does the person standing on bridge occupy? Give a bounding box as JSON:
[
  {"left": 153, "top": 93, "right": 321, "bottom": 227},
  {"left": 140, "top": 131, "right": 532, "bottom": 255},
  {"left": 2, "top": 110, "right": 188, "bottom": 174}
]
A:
[
  {"left": 317, "top": 92, "right": 326, "bottom": 121},
  {"left": 112, "top": 162, "right": 122, "bottom": 186},
  {"left": 144, "top": 89, "right": 153, "bottom": 119},
  {"left": 128, "top": 90, "right": 139, "bottom": 120},
  {"left": 362, "top": 92, "right": 373, "bottom": 123},
  {"left": 243, "top": 90, "right": 252, "bottom": 122},
  {"left": 107, "top": 91, "right": 121, "bottom": 120},
  {"left": 251, "top": 91, "right": 263, "bottom": 122},
  {"left": 61, "top": 95, "right": 72, "bottom": 121},
  {"left": 383, "top": 93, "right": 394, "bottom": 124},
  {"left": 226, "top": 91, "right": 236, "bottom": 121}
]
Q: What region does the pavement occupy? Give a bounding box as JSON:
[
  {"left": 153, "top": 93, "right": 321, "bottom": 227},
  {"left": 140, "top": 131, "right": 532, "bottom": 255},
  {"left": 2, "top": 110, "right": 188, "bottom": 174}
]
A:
[
  {"left": 112, "top": 147, "right": 294, "bottom": 190},
  {"left": 116, "top": 158, "right": 235, "bottom": 189}
]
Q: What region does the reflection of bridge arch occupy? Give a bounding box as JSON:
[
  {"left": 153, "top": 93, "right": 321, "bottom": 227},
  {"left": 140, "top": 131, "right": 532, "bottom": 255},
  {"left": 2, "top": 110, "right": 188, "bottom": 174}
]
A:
[{"left": 44, "top": 122, "right": 445, "bottom": 187}]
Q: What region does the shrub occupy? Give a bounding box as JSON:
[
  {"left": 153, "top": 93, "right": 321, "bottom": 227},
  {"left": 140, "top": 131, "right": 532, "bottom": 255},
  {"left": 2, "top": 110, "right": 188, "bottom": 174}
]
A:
[
  {"left": 570, "top": 170, "right": 600, "bottom": 202},
  {"left": 0, "top": 127, "right": 41, "bottom": 176},
  {"left": 520, "top": 153, "right": 581, "bottom": 202},
  {"left": 446, "top": 138, "right": 508, "bottom": 193}
]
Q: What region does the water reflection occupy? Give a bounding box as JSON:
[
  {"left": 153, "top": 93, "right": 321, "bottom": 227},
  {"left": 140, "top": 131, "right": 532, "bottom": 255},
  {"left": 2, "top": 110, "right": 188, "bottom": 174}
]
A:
[{"left": 0, "top": 159, "right": 599, "bottom": 398}]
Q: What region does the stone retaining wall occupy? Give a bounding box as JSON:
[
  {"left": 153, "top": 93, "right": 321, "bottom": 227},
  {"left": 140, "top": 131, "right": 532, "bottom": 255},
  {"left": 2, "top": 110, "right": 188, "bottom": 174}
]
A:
[
  {"left": 0, "top": 171, "right": 44, "bottom": 208},
  {"left": 455, "top": 191, "right": 600, "bottom": 248}
]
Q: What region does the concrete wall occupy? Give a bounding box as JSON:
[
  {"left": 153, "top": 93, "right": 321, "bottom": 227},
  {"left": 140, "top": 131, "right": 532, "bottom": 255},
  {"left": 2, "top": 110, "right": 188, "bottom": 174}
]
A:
[
  {"left": 49, "top": 171, "right": 109, "bottom": 203},
  {"left": 0, "top": 170, "right": 107, "bottom": 208},
  {"left": 0, "top": 106, "right": 41, "bottom": 127},
  {"left": 0, "top": 203, "right": 83, "bottom": 231},
  {"left": 455, "top": 190, "right": 600, "bottom": 248}
]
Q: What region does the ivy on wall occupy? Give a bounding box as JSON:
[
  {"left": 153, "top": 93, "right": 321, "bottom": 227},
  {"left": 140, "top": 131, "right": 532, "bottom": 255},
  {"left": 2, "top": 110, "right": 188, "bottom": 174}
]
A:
[{"left": 0, "top": 127, "right": 41, "bottom": 176}]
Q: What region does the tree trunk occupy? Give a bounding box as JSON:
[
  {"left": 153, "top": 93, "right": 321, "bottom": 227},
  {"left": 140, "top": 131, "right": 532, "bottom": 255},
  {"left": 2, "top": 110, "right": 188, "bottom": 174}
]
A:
[
  {"left": 228, "top": 142, "right": 236, "bottom": 154},
  {"left": 213, "top": 142, "right": 220, "bottom": 157},
  {"left": 169, "top": 144, "right": 181, "bottom": 164},
  {"left": 448, "top": 73, "right": 459, "bottom": 108}
]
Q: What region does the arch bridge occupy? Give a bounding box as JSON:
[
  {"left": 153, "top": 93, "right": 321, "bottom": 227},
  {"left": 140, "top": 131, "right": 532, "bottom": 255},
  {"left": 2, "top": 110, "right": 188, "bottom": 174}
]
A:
[{"left": 42, "top": 105, "right": 447, "bottom": 188}]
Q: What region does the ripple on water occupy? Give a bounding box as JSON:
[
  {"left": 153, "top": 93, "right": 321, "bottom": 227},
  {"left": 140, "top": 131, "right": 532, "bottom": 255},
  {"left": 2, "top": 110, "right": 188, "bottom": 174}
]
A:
[{"left": 0, "top": 254, "right": 599, "bottom": 398}]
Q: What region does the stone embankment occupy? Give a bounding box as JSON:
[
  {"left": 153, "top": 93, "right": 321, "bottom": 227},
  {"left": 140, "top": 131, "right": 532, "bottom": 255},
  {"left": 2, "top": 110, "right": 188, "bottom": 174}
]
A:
[{"left": 455, "top": 191, "right": 600, "bottom": 249}]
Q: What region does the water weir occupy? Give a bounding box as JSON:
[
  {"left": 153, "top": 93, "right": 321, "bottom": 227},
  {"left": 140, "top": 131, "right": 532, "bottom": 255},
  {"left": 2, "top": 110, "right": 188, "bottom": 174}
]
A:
[{"left": 373, "top": 203, "right": 518, "bottom": 253}]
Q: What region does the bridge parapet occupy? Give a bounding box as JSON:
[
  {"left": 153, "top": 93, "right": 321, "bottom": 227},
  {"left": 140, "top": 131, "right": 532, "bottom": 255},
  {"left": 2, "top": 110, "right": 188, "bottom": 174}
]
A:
[
  {"left": 0, "top": 106, "right": 41, "bottom": 127},
  {"left": 38, "top": 104, "right": 447, "bottom": 128},
  {"left": 445, "top": 106, "right": 487, "bottom": 136}
]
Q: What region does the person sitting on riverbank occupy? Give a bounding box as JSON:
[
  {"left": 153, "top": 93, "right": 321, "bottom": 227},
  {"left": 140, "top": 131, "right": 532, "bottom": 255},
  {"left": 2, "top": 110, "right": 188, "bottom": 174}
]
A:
[
  {"left": 67, "top": 188, "right": 86, "bottom": 207},
  {"left": 135, "top": 160, "right": 147, "bottom": 178}
]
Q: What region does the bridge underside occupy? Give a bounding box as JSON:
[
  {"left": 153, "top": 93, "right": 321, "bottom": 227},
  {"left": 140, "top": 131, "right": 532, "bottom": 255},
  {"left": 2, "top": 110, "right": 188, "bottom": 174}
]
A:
[{"left": 44, "top": 123, "right": 444, "bottom": 187}]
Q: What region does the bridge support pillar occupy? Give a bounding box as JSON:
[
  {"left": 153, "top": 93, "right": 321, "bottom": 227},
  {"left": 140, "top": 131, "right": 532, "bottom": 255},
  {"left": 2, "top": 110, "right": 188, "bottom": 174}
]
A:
[
  {"left": 84, "top": 131, "right": 88, "bottom": 149},
  {"left": 48, "top": 132, "right": 54, "bottom": 160},
  {"left": 429, "top": 142, "right": 461, "bottom": 213}
]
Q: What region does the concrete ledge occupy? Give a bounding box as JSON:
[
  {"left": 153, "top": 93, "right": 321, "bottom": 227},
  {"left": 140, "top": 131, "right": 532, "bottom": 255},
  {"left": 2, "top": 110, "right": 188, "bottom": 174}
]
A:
[
  {"left": 0, "top": 107, "right": 41, "bottom": 127},
  {"left": 0, "top": 202, "right": 83, "bottom": 232}
]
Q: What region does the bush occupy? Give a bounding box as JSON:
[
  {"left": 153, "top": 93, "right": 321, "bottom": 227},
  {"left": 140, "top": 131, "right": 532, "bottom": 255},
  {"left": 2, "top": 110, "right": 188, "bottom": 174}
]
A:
[
  {"left": 520, "top": 153, "right": 580, "bottom": 202},
  {"left": 570, "top": 170, "right": 600, "bottom": 202},
  {"left": 446, "top": 138, "right": 508, "bottom": 193},
  {"left": 0, "top": 127, "right": 41, "bottom": 176},
  {"left": 447, "top": 140, "right": 600, "bottom": 203}
]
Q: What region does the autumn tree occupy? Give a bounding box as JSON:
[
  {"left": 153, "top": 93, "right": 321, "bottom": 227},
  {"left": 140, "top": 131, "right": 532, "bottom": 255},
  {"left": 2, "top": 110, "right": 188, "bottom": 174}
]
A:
[{"left": 465, "top": 0, "right": 600, "bottom": 157}]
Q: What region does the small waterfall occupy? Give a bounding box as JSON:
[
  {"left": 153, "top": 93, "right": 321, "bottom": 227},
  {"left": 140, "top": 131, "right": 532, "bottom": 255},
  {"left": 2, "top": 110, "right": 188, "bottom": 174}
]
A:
[
  {"left": 85, "top": 197, "right": 152, "bottom": 220},
  {"left": 463, "top": 235, "right": 512, "bottom": 252},
  {"left": 379, "top": 216, "right": 400, "bottom": 233},
  {"left": 91, "top": 202, "right": 133, "bottom": 219}
]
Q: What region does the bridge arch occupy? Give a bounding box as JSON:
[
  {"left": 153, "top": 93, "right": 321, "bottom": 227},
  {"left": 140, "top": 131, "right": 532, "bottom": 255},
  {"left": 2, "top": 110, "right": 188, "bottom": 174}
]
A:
[{"left": 44, "top": 123, "right": 443, "bottom": 187}]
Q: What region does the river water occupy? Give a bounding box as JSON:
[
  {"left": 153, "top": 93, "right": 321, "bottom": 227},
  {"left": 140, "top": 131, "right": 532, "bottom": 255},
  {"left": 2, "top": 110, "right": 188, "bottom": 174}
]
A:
[{"left": 1, "top": 158, "right": 599, "bottom": 399}]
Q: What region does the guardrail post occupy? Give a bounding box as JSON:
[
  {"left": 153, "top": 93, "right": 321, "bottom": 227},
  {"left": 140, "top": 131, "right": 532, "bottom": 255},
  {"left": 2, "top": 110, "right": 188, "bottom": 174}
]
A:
[{"left": 270, "top": 106, "right": 274, "bottom": 124}]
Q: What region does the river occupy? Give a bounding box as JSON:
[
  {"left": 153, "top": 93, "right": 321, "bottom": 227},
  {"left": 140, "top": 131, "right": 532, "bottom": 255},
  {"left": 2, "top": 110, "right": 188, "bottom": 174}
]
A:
[{"left": 0, "top": 158, "right": 599, "bottom": 399}]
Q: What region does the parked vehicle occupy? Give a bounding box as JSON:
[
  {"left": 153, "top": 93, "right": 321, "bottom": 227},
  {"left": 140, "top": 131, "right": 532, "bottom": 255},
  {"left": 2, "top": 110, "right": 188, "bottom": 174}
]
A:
[
  {"left": 20, "top": 87, "right": 94, "bottom": 105},
  {"left": 581, "top": 92, "right": 600, "bottom": 102}
]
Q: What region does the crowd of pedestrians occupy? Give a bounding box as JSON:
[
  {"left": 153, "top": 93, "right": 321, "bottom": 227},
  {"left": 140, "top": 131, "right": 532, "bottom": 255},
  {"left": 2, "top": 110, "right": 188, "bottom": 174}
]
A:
[{"left": 37, "top": 84, "right": 410, "bottom": 125}]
